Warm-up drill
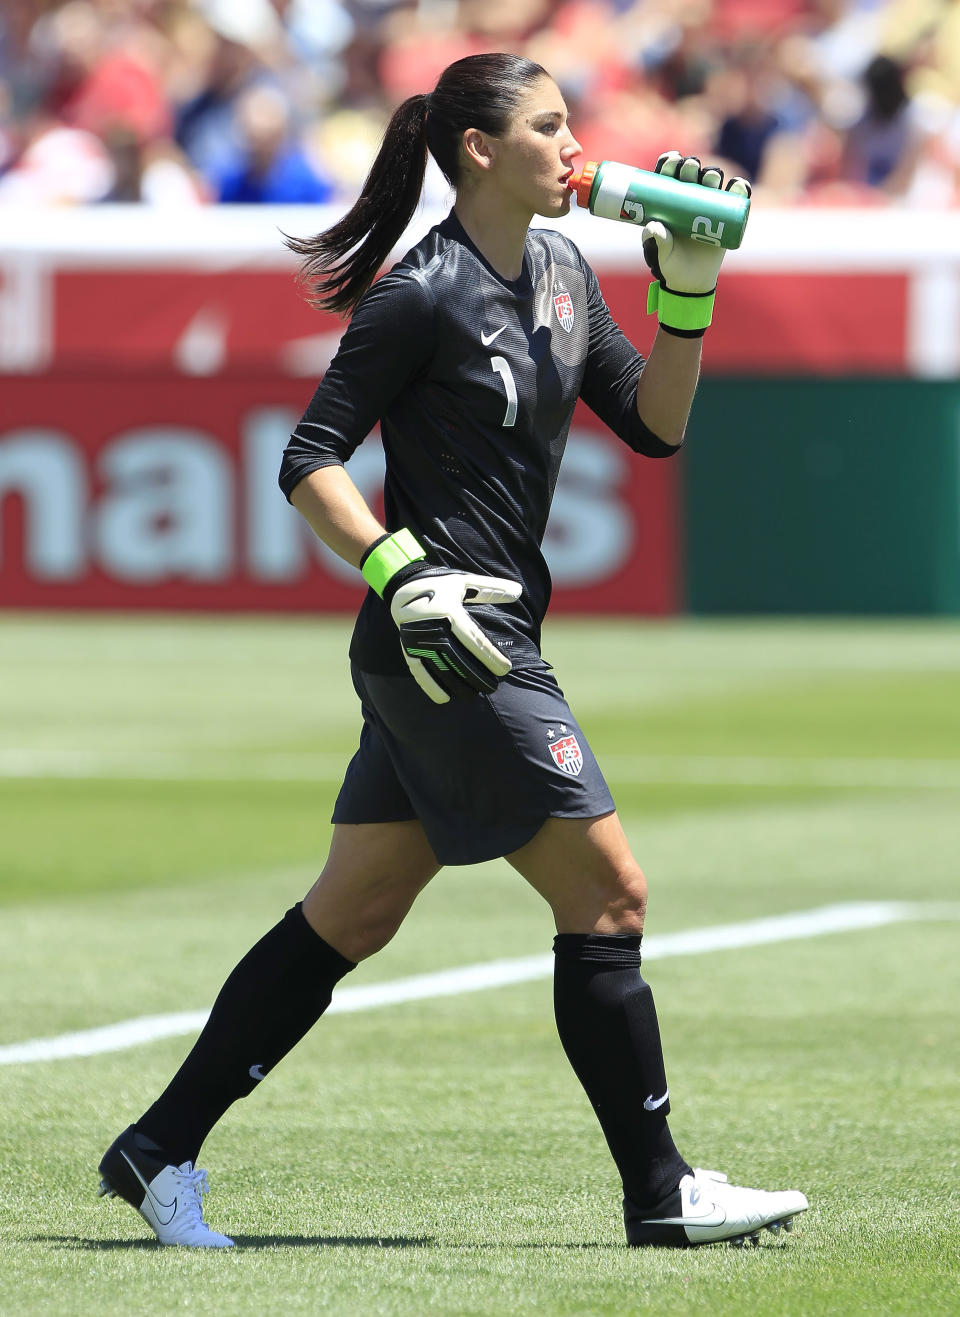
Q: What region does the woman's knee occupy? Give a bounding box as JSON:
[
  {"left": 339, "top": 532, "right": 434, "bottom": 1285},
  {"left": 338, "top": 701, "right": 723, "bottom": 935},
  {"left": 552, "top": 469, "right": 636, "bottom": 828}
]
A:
[
  {"left": 301, "top": 822, "right": 440, "bottom": 962},
  {"left": 303, "top": 875, "right": 424, "bottom": 961},
  {"left": 509, "top": 815, "right": 650, "bottom": 935},
  {"left": 603, "top": 861, "right": 648, "bottom": 934},
  {"left": 553, "top": 858, "right": 648, "bottom": 936},
  {"left": 541, "top": 854, "right": 649, "bottom": 935},
  {"left": 332, "top": 904, "right": 407, "bottom": 961}
]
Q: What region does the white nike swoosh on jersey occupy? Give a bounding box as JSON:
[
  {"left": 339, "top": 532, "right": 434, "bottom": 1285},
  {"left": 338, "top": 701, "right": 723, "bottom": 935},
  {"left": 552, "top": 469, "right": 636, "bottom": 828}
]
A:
[
  {"left": 643, "top": 1089, "right": 669, "bottom": 1111},
  {"left": 481, "top": 326, "right": 507, "bottom": 346},
  {"left": 121, "top": 1149, "right": 178, "bottom": 1226}
]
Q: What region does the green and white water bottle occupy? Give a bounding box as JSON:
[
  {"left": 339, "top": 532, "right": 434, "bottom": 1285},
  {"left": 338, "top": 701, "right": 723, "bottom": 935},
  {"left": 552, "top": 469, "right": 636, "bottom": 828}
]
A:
[{"left": 568, "top": 159, "right": 750, "bottom": 250}]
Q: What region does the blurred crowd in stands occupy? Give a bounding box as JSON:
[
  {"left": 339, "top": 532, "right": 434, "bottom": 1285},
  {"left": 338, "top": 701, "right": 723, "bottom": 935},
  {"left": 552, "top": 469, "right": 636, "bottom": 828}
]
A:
[{"left": 1, "top": 0, "right": 959, "bottom": 207}]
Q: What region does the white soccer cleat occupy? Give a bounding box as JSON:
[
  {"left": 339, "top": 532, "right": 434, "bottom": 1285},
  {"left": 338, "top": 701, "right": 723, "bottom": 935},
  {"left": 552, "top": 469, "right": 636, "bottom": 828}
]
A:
[
  {"left": 98, "top": 1124, "right": 234, "bottom": 1248},
  {"left": 626, "top": 1167, "right": 808, "bottom": 1247}
]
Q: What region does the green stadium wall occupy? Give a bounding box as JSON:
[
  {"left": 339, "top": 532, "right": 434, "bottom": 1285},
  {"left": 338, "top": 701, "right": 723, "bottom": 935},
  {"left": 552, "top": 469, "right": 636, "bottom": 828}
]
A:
[{"left": 685, "top": 378, "right": 960, "bottom": 615}]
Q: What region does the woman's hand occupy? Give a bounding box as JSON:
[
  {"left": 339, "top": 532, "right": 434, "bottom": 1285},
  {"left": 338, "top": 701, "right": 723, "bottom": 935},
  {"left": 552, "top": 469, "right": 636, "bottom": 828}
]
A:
[{"left": 642, "top": 152, "right": 752, "bottom": 297}]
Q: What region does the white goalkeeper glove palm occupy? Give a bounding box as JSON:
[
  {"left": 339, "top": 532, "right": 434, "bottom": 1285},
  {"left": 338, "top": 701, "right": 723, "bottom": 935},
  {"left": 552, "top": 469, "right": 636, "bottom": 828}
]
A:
[{"left": 360, "top": 529, "right": 522, "bottom": 705}]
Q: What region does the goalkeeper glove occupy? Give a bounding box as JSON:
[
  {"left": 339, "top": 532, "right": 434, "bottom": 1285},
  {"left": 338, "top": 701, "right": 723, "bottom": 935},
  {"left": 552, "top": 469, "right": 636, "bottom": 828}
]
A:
[
  {"left": 360, "top": 528, "right": 522, "bottom": 705},
  {"left": 643, "top": 151, "right": 752, "bottom": 336}
]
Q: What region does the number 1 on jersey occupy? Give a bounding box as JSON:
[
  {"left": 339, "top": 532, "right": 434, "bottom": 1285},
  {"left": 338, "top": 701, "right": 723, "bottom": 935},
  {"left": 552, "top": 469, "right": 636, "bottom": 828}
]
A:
[{"left": 490, "top": 356, "right": 517, "bottom": 428}]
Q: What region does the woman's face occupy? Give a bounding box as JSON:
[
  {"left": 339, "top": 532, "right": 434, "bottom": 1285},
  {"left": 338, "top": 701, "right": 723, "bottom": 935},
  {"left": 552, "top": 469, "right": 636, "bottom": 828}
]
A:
[{"left": 484, "top": 76, "right": 582, "bottom": 218}]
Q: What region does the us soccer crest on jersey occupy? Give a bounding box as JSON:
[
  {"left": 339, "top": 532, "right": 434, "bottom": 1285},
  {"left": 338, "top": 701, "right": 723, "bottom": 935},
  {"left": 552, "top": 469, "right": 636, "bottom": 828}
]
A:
[
  {"left": 553, "top": 283, "right": 575, "bottom": 333},
  {"left": 547, "top": 727, "right": 584, "bottom": 776}
]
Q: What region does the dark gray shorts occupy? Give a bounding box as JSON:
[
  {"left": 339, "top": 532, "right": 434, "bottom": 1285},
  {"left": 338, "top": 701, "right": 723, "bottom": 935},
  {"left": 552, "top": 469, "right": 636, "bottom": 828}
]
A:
[{"left": 332, "top": 662, "right": 616, "bottom": 865}]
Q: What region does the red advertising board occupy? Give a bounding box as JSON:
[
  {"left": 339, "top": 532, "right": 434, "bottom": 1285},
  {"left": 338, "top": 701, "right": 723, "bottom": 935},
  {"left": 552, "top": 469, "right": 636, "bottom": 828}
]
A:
[
  {"left": 2, "top": 203, "right": 958, "bottom": 613},
  {"left": 0, "top": 377, "right": 679, "bottom": 614},
  {"left": 597, "top": 270, "right": 909, "bottom": 376},
  {"left": 17, "top": 265, "right": 912, "bottom": 379}
]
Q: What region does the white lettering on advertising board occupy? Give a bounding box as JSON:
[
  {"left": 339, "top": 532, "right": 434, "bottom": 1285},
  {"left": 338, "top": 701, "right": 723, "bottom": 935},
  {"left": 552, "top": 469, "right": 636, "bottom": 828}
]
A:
[{"left": 0, "top": 412, "right": 632, "bottom": 588}]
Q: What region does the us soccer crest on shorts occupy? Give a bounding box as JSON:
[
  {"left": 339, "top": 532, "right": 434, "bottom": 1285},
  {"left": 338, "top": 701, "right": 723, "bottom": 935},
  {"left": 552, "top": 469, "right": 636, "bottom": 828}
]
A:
[{"left": 547, "top": 725, "right": 584, "bottom": 776}]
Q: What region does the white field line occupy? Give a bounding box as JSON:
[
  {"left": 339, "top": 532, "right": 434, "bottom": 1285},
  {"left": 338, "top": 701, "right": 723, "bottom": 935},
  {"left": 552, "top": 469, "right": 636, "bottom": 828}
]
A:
[
  {"left": 3, "top": 749, "right": 960, "bottom": 789},
  {"left": 2, "top": 901, "right": 957, "bottom": 1068}
]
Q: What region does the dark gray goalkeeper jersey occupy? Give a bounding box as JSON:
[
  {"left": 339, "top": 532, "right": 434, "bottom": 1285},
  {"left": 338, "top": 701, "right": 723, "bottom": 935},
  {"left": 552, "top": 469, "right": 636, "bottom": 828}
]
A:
[{"left": 279, "top": 211, "right": 680, "bottom": 674}]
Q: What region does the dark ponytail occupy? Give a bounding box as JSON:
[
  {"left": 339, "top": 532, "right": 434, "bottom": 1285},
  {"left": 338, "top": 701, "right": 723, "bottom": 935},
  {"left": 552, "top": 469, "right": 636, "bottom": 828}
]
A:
[{"left": 286, "top": 52, "right": 549, "bottom": 316}]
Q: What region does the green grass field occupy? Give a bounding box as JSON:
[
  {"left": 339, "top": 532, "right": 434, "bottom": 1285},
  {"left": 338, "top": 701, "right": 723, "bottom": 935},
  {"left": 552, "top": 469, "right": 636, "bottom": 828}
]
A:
[{"left": 1, "top": 614, "right": 958, "bottom": 1315}]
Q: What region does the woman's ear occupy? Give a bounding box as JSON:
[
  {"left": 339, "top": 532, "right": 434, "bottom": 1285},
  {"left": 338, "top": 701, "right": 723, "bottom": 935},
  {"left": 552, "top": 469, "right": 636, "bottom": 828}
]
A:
[{"left": 462, "top": 127, "right": 496, "bottom": 173}]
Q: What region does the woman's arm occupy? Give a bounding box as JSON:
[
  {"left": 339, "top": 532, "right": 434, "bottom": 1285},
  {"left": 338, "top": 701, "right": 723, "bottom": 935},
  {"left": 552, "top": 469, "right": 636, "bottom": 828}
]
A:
[
  {"left": 279, "top": 268, "right": 437, "bottom": 505},
  {"left": 577, "top": 261, "right": 687, "bottom": 460},
  {"left": 289, "top": 464, "right": 385, "bottom": 567},
  {"left": 631, "top": 154, "right": 752, "bottom": 447},
  {"left": 634, "top": 329, "right": 702, "bottom": 448}
]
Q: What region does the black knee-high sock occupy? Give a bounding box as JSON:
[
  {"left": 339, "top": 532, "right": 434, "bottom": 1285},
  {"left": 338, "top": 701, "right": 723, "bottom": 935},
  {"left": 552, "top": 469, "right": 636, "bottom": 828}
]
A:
[
  {"left": 137, "top": 903, "right": 355, "bottom": 1166},
  {"left": 553, "top": 932, "right": 691, "bottom": 1210}
]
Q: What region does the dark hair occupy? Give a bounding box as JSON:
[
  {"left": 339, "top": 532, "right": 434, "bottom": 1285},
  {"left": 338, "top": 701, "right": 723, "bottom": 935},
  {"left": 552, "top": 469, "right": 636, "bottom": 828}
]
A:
[
  {"left": 863, "top": 55, "right": 908, "bottom": 121},
  {"left": 284, "top": 52, "right": 549, "bottom": 316}
]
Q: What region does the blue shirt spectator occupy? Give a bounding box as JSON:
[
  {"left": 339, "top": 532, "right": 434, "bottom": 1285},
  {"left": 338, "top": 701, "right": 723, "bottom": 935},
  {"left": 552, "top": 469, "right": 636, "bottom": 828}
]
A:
[
  {"left": 213, "top": 84, "right": 335, "bottom": 204},
  {"left": 217, "top": 143, "right": 334, "bottom": 203}
]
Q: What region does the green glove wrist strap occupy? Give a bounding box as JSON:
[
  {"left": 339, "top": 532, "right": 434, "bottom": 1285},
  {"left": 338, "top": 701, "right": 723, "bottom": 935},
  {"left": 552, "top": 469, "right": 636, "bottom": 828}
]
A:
[
  {"left": 647, "top": 281, "right": 716, "bottom": 332},
  {"left": 360, "top": 528, "right": 427, "bottom": 598}
]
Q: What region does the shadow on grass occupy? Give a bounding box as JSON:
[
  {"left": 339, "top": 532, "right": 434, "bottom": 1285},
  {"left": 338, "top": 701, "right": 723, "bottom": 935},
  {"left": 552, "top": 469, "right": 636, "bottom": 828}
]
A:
[
  {"left": 34, "top": 1232, "right": 792, "bottom": 1253},
  {"left": 33, "top": 1234, "right": 435, "bottom": 1251},
  {"left": 32, "top": 1234, "right": 641, "bottom": 1252}
]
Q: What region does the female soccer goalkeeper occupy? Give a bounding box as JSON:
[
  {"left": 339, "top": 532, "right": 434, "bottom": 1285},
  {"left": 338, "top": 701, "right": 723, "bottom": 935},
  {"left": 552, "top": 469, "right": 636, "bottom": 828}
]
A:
[{"left": 98, "top": 51, "right": 808, "bottom": 1250}]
